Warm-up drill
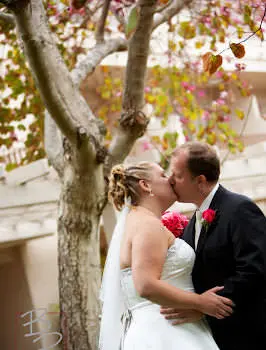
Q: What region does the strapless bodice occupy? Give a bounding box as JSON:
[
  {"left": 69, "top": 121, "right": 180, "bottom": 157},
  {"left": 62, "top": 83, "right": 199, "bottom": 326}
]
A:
[{"left": 120, "top": 238, "right": 196, "bottom": 310}]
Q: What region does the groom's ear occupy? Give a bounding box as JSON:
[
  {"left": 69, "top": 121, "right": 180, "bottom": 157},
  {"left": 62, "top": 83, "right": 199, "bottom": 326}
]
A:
[{"left": 197, "top": 174, "right": 207, "bottom": 187}]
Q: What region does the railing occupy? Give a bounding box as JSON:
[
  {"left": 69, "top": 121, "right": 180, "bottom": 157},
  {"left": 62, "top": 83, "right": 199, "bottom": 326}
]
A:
[{"left": 0, "top": 146, "right": 26, "bottom": 166}]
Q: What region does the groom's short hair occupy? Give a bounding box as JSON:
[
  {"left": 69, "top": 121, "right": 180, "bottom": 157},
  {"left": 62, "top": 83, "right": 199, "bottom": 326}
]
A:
[{"left": 173, "top": 141, "right": 220, "bottom": 183}]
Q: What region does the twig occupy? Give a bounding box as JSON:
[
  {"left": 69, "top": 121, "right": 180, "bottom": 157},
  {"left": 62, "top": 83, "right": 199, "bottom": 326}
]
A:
[
  {"left": 0, "top": 11, "right": 15, "bottom": 27},
  {"left": 95, "top": 0, "right": 111, "bottom": 43},
  {"left": 218, "top": 4, "right": 266, "bottom": 56},
  {"left": 154, "top": 0, "right": 174, "bottom": 14},
  {"left": 153, "top": 0, "right": 194, "bottom": 30},
  {"left": 221, "top": 95, "right": 253, "bottom": 166}
]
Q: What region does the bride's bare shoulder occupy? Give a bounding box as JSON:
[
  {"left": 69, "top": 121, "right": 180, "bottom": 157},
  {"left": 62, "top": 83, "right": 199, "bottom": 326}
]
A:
[{"left": 127, "top": 211, "right": 167, "bottom": 239}]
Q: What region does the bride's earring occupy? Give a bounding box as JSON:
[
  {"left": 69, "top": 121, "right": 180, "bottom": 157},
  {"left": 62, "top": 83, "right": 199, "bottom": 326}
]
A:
[{"left": 149, "top": 189, "right": 154, "bottom": 197}]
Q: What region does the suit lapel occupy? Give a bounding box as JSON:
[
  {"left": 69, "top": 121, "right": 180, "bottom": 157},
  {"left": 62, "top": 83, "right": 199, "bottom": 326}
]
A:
[
  {"left": 183, "top": 212, "right": 196, "bottom": 251},
  {"left": 195, "top": 185, "right": 224, "bottom": 256}
]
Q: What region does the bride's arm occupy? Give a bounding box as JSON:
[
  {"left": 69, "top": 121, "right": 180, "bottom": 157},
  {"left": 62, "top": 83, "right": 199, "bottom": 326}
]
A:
[{"left": 131, "top": 218, "right": 233, "bottom": 319}]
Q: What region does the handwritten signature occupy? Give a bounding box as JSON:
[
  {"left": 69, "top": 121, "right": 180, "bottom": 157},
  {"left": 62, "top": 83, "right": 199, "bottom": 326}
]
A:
[{"left": 20, "top": 308, "right": 63, "bottom": 349}]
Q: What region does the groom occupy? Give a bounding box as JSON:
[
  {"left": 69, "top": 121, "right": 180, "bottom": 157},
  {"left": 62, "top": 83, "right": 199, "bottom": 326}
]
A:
[{"left": 164, "top": 141, "right": 266, "bottom": 350}]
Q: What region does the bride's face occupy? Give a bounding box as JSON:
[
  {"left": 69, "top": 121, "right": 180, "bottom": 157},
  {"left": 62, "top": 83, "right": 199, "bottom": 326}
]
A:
[{"left": 149, "top": 164, "right": 177, "bottom": 208}]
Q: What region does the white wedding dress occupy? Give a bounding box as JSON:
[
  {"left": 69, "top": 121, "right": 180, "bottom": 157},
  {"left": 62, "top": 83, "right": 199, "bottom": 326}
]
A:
[{"left": 120, "top": 238, "right": 219, "bottom": 349}]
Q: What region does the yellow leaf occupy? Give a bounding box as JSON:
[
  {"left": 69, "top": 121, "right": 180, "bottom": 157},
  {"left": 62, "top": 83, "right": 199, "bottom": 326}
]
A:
[
  {"left": 207, "top": 132, "right": 216, "bottom": 145},
  {"left": 195, "top": 41, "right": 204, "bottom": 49},
  {"left": 235, "top": 108, "right": 245, "bottom": 120},
  {"left": 190, "top": 111, "right": 197, "bottom": 121},
  {"left": 188, "top": 122, "right": 196, "bottom": 133},
  {"left": 168, "top": 40, "right": 176, "bottom": 51},
  {"left": 146, "top": 95, "right": 156, "bottom": 104},
  {"left": 256, "top": 28, "right": 264, "bottom": 41},
  {"left": 219, "top": 134, "right": 227, "bottom": 143}
]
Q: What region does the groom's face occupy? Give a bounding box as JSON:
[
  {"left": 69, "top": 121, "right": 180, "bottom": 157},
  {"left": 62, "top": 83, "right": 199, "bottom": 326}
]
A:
[{"left": 168, "top": 150, "right": 198, "bottom": 203}]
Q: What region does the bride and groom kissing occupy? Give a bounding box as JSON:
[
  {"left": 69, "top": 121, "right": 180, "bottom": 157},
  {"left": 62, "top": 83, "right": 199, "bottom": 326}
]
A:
[{"left": 99, "top": 141, "right": 266, "bottom": 350}]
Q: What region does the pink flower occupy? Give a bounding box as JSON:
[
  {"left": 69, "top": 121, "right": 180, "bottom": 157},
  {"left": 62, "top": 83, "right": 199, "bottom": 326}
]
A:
[
  {"left": 222, "top": 115, "right": 230, "bottom": 122},
  {"left": 181, "top": 81, "right": 189, "bottom": 89},
  {"left": 202, "top": 111, "right": 210, "bottom": 121},
  {"left": 188, "top": 84, "right": 196, "bottom": 92},
  {"left": 220, "top": 6, "right": 230, "bottom": 17},
  {"left": 217, "top": 98, "right": 225, "bottom": 105},
  {"left": 180, "top": 117, "right": 188, "bottom": 125},
  {"left": 197, "top": 90, "right": 206, "bottom": 98},
  {"left": 216, "top": 71, "right": 223, "bottom": 78},
  {"left": 161, "top": 211, "right": 189, "bottom": 238},
  {"left": 142, "top": 141, "right": 152, "bottom": 151},
  {"left": 202, "top": 209, "right": 216, "bottom": 225},
  {"left": 235, "top": 63, "right": 246, "bottom": 71}
]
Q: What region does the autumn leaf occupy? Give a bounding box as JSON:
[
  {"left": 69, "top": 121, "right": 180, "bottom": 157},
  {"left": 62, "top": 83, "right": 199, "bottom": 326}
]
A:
[
  {"left": 207, "top": 132, "right": 217, "bottom": 145},
  {"left": 230, "top": 43, "right": 245, "bottom": 59},
  {"left": 202, "top": 53, "right": 223, "bottom": 75},
  {"left": 178, "top": 22, "right": 196, "bottom": 40},
  {"left": 254, "top": 27, "right": 264, "bottom": 41},
  {"left": 235, "top": 108, "right": 245, "bottom": 120},
  {"left": 71, "top": 0, "right": 86, "bottom": 10}
]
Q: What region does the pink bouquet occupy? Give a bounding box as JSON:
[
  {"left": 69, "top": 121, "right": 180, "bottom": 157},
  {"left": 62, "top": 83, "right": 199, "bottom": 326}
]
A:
[{"left": 161, "top": 211, "right": 189, "bottom": 238}]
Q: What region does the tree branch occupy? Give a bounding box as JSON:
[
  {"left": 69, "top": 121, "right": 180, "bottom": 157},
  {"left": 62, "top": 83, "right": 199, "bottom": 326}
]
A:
[
  {"left": 107, "top": 0, "right": 157, "bottom": 170},
  {"left": 0, "top": 11, "right": 15, "bottom": 27},
  {"left": 44, "top": 110, "right": 64, "bottom": 177},
  {"left": 153, "top": 0, "right": 194, "bottom": 30},
  {"left": 95, "top": 0, "right": 111, "bottom": 43},
  {"left": 7, "top": 0, "right": 102, "bottom": 165},
  {"left": 71, "top": 37, "right": 127, "bottom": 86}
]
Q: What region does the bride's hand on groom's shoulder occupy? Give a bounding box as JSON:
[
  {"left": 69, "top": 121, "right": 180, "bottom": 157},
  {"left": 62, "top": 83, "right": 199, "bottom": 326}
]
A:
[
  {"left": 199, "top": 286, "right": 234, "bottom": 320},
  {"left": 160, "top": 307, "right": 203, "bottom": 325}
]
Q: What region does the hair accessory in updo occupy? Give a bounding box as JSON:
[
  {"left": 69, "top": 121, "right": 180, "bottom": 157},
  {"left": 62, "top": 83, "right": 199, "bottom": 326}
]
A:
[
  {"left": 108, "top": 162, "right": 153, "bottom": 211},
  {"left": 108, "top": 165, "right": 129, "bottom": 211}
]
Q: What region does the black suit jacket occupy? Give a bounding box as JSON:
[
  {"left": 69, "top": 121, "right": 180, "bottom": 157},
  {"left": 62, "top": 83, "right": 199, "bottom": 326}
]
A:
[{"left": 183, "top": 185, "right": 266, "bottom": 350}]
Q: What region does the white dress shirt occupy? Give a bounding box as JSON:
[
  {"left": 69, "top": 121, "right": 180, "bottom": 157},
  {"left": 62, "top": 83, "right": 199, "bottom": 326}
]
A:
[{"left": 195, "top": 183, "right": 219, "bottom": 249}]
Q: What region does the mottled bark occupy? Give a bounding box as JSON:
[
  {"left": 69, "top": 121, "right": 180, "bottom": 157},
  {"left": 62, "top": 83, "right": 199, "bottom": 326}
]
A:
[
  {"left": 57, "top": 157, "right": 106, "bottom": 349},
  {"left": 108, "top": 0, "right": 157, "bottom": 169},
  {"left": 9, "top": 0, "right": 101, "bottom": 159},
  {"left": 71, "top": 38, "right": 127, "bottom": 87},
  {"left": 95, "top": 0, "right": 111, "bottom": 43}
]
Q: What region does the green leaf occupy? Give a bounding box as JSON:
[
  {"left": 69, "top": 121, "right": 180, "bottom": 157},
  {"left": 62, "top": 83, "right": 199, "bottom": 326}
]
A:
[
  {"left": 125, "top": 6, "right": 139, "bottom": 39},
  {"left": 17, "top": 124, "right": 26, "bottom": 131},
  {"left": 6, "top": 163, "right": 18, "bottom": 172}
]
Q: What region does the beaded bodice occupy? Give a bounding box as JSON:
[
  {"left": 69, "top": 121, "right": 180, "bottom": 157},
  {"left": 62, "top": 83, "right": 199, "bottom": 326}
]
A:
[{"left": 120, "top": 238, "right": 196, "bottom": 309}]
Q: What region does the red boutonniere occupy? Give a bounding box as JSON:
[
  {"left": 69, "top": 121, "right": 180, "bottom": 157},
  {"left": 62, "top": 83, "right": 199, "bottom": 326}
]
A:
[
  {"left": 161, "top": 211, "right": 189, "bottom": 238},
  {"left": 201, "top": 209, "right": 216, "bottom": 229}
]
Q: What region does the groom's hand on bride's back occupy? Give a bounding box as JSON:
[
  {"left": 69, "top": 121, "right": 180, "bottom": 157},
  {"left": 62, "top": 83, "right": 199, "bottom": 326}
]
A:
[
  {"left": 160, "top": 307, "right": 203, "bottom": 325},
  {"left": 160, "top": 286, "right": 234, "bottom": 323},
  {"left": 199, "top": 286, "right": 234, "bottom": 319}
]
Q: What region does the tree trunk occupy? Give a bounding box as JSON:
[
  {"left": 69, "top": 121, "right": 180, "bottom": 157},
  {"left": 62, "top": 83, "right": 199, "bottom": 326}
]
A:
[{"left": 57, "top": 157, "right": 106, "bottom": 349}]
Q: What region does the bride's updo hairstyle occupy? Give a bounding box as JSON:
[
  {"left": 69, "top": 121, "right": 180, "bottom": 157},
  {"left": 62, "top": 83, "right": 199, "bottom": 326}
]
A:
[{"left": 108, "top": 162, "right": 153, "bottom": 211}]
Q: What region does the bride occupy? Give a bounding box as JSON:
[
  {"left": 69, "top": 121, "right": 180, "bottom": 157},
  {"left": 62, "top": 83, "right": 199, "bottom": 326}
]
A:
[{"left": 99, "top": 161, "right": 233, "bottom": 350}]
